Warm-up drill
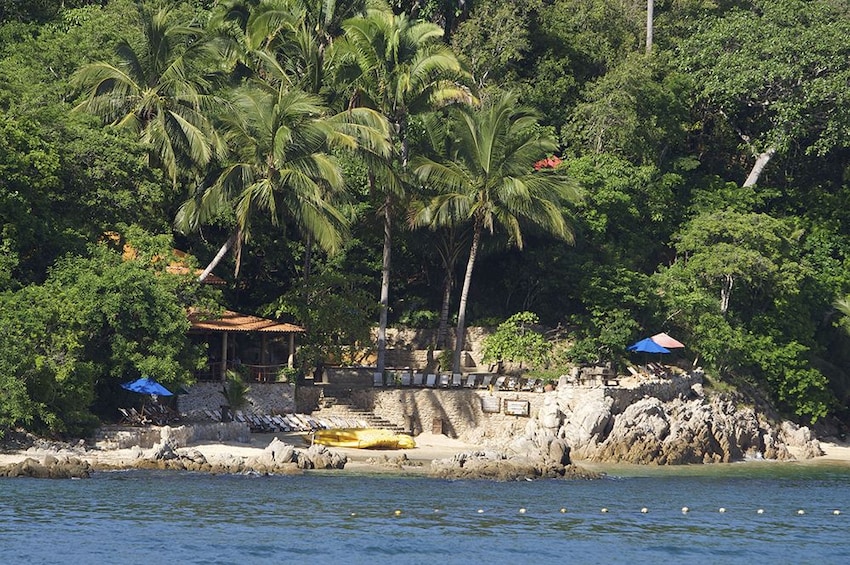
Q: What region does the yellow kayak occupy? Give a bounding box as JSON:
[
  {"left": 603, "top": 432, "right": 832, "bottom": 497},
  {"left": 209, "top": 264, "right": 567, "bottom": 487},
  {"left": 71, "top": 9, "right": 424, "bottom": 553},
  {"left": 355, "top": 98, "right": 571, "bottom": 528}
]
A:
[{"left": 313, "top": 428, "right": 416, "bottom": 449}]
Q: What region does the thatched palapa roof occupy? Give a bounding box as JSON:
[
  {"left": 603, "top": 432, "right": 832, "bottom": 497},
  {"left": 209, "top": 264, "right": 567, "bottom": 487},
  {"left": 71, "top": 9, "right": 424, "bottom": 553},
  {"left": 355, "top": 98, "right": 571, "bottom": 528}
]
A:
[{"left": 188, "top": 309, "right": 304, "bottom": 334}]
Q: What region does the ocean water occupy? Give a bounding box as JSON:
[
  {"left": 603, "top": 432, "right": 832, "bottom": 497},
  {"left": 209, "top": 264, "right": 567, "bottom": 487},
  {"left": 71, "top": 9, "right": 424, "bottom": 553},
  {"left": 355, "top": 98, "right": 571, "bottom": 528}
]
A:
[{"left": 2, "top": 463, "right": 849, "bottom": 565}]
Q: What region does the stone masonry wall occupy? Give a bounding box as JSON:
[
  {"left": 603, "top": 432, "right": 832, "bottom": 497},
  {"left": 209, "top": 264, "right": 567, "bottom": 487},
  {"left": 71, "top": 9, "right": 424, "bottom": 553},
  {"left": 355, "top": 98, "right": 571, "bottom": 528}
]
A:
[
  {"left": 348, "top": 389, "right": 545, "bottom": 447},
  {"left": 555, "top": 371, "right": 703, "bottom": 414},
  {"left": 178, "top": 382, "right": 296, "bottom": 417},
  {"left": 95, "top": 422, "right": 251, "bottom": 449}
]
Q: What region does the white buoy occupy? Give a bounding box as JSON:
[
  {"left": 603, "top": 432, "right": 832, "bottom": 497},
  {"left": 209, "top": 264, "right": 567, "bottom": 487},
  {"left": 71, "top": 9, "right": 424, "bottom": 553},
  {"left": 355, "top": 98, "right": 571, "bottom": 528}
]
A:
[
  {"left": 560, "top": 508, "right": 567, "bottom": 514},
  {"left": 477, "top": 509, "right": 484, "bottom": 514},
  {"left": 834, "top": 510, "right": 841, "bottom": 516},
  {"left": 519, "top": 508, "right": 527, "bottom": 514},
  {"left": 351, "top": 512, "right": 357, "bottom": 517},
  {"left": 681, "top": 507, "right": 689, "bottom": 514},
  {"left": 601, "top": 508, "right": 609, "bottom": 513},
  {"left": 640, "top": 507, "right": 648, "bottom": 514},
  {"left": 719, "top": 508, "right": 726, "bottom": 513},
  {"left": 394, "top": 510, "right": 402, "bottom": 516},
  {"left": 797, "top": 509, "right": 806, "bottom": 515},
  {"left": 757, "top": 509, "right": 764, "bottom": 514}
]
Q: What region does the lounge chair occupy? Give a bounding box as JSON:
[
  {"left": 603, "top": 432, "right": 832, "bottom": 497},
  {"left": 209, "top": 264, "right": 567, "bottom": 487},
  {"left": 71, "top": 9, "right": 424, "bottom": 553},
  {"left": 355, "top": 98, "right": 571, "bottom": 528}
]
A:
[
  {"left": 412, "top": 373, "right": 424, "bottom": 386},
  {"left": 400, "top": 371, "right": 412, "bottom": 386},
  {"left": 373, "top": 372, "right": 384, "bottom": 386},
  {"left": 464, "top": 374, "right": 477, "bottom": 388},
  {"left": 451, "top": 373, "right": 463, "bottom": 387},
  {"left": 521, "top": 378, "right": 538, "bottom": 391},
  {"left": 478, "top": 375, "right": 493, "bottom": 389},
  {"left": 494, "top": 376, "right": 507, "bottom": 390},
  {"left": 425, "top": 374, "right": 437, "bottom": 387},
  {"left": 439, "top": 374, "right": 451, "bottom": 387}
]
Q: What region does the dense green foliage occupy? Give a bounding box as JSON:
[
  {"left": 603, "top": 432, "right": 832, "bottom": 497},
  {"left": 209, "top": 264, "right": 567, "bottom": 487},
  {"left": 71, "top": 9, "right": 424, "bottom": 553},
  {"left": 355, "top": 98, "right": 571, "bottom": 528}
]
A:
[
  {"left": 3, "top": 0, "right": 850, "bottom": 435},
  {"left": 481, "top": 312, "right": 551, "bottom": 371}
]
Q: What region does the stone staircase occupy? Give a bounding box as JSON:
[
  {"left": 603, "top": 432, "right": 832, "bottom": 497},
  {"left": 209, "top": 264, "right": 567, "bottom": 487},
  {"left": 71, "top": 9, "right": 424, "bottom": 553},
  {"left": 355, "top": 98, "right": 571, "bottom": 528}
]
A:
[{"left": 313, "top": 395, "right": 408, "bottom": 434}]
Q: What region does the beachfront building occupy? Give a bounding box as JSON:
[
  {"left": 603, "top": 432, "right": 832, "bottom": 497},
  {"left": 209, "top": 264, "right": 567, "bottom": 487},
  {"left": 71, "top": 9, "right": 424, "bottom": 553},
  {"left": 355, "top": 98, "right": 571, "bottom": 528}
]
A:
[{"left": 188, "top": 309, "right": 304, "bottom": 382}]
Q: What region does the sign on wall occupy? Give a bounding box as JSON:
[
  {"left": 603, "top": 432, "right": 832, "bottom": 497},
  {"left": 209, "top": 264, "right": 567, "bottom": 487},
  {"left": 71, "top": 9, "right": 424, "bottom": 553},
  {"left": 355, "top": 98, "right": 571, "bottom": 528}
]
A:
[
  {"left": 504, "top": 400, "right": 530, "bottom": 416},
  {"left": 481, "top": 396, "right": 501, "bottom": 413}
]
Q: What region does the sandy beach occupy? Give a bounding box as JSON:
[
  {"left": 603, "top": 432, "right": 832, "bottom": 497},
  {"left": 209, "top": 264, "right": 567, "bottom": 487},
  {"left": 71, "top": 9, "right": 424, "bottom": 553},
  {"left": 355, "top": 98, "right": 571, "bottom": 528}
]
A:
[
  {"left": 0, "top": 430, "right": 481, "bottom": 475},
  {"left": 3, "top": 430, "right": 850, "bottom": 476}
]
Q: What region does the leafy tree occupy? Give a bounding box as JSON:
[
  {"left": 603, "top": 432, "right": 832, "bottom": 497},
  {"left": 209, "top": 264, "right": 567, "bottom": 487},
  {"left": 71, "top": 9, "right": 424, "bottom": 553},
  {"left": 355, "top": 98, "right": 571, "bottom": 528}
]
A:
[
  {"left": 0, "top": 113, "right": 61, "bottom": 287},
  {"left": 566, "top": 53, "right": 689, "bottom": 166},
  {"left": 518, "top": 0, "right": 644, "bottom": 133},
  {"left": 414, "top": 90, "right": 579, "bottom": 373},
  {"left": 669, "top": 209, "right": 804, "bottom": 316},
  {"left": 481, "top": 311, "right": 551, "bottom": 372},
  {"left": 267, "top": 264, "right": 378, "bottom": 372},
  {"left": 450, "top": 0, "right": 533, "bottom": 90},
  {"left": 676, "top": 0, "right": 850, "bottom": 186},
  {"left": 0, "top": 234, "right": 210, "bottom": 437},
  {"left": 72, "top": 3, "right": 223, "bottom": 186}
]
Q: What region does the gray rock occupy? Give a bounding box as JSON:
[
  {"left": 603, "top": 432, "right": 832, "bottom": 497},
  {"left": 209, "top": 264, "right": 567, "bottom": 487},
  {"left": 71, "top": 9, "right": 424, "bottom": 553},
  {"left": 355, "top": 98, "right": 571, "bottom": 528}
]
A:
[{"left": 561, "top": 396, "right": 614, "bottom": 448}]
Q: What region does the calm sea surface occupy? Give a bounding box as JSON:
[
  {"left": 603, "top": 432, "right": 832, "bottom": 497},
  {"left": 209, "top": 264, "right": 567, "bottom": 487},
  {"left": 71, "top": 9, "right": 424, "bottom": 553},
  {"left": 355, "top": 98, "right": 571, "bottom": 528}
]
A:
[{"left": 2, "top": 462, "right": 849, "bottom": 564}]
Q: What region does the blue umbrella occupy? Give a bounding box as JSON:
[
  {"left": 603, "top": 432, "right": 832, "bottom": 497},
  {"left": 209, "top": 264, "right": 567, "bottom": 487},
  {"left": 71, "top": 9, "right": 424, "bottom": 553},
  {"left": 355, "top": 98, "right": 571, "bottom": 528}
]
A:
[
  {"left": 627, "top": 337, "right": 671, "bottom": 354},
  {"left": 121, "top": 377, "right": 173, "bottom": 396}
]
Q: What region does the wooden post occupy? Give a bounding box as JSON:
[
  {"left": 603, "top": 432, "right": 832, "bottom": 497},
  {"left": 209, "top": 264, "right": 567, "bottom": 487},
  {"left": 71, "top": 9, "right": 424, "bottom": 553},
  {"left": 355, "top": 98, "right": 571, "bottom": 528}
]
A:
[
  {"left": 288, "top": 333, "right": 295, "bottom": 368},
  {"left": 221, "top": 332, "right": 228, "bottom": 381}
]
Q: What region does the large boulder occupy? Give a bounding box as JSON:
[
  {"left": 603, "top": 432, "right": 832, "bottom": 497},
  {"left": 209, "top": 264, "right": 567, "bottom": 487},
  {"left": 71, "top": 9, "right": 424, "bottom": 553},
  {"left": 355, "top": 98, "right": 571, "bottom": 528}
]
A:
[
  {"left": 593, "top": 397, "right": 670, "bottom": 463},
  {"left": 0, "top": 456, "right": 91, "bottom": 479},
  {"left": 780, "top": 421, "right": 824, "bottom": 459},
  {"left": 430, "top": 450, "right": 596, "bottom": 481},
  {"left": 561, "top": 396, "right": 614, "bottom": 450}
]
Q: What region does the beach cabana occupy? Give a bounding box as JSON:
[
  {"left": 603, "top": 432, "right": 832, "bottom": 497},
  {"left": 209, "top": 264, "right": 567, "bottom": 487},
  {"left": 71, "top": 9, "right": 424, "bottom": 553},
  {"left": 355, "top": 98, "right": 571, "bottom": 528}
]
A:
[{"left": 188, "top": 309, "right": 305, "bottom": 381}]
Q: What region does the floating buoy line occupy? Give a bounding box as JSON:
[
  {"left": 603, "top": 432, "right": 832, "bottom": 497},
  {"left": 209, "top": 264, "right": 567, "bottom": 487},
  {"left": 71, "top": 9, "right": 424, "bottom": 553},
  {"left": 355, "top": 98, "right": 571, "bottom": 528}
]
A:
[{"left": 348, "top": 506, "right": 844, "bottom": 517}]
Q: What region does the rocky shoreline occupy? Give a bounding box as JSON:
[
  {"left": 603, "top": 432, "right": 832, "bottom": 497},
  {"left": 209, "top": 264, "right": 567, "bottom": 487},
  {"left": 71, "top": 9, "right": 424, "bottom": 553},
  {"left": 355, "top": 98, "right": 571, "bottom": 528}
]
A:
[
  {"left": 0, "top": 372, "right": 841, "bottom": 480},
  {"left": 503, "top": 376, "right": 827, "bottom": 466}
]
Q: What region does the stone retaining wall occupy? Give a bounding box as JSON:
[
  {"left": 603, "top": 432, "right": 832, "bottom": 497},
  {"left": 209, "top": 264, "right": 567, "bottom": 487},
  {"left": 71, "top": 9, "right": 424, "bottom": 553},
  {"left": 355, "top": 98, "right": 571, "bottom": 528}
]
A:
[
  {"left": 348, "top": 389, "right": 546, "bottom": 446},
  {"left": 555, "top": 371, "right": 703, "bottom": 414},
  {"left": 177, "top": 382, "right": 296, "bottom": 417},
  {"left": 95, "top": 422, "right": 250, "bottom": 449}
]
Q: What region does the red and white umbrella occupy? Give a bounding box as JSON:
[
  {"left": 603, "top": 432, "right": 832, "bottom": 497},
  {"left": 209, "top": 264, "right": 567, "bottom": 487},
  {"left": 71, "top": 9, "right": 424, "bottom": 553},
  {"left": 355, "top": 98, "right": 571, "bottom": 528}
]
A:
[{"left": 651, "top": 332, "right": 685, "bottom": 349}]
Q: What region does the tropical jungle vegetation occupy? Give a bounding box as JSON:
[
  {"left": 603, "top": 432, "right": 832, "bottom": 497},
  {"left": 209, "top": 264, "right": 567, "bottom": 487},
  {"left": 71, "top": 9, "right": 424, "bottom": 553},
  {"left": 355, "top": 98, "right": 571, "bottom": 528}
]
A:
[{"left": 3, "top": 0, "right": 850, "bottom": 438}]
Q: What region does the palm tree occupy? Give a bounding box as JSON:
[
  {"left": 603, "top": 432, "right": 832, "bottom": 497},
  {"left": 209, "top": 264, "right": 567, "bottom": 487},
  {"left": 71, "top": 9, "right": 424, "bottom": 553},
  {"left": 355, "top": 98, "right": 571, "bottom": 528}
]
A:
[
  {"left": 72, "top": 4, "right": 222, "bottom": 186},
  {"left": 335, "top": 1, "right": 473, "bottom": 375},
  {"left": 184, "top": 0, "right": 378, "bottom": 281},
  {"left": 413, "top": 91, "right": 580, "bottom": 374},
  {"left": 176, "top": 81, "right": 391, "bottom": 276}
]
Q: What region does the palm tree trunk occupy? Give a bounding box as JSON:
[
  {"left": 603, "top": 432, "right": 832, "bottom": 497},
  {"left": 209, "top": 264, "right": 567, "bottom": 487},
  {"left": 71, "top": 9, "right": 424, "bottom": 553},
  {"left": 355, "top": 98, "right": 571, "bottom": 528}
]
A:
[
  {"left": 452, "top": 224, "right": 482, "bottom": 374},
  {"left": 376, "top": 195, "right": 392, "bottom": 375},
  {"left": 436, "top": 227, "right": 465, "bottom": 348},
  {"left": 436, "top": 271, "right": 453, "bottom": 349},
  {"left": 198, "top": 232, "right": 237, "bottom": 282}
]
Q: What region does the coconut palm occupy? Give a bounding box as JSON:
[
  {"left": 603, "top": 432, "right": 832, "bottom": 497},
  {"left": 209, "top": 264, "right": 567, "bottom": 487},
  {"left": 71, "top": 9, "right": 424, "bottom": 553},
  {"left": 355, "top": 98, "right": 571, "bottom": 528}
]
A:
[
  {"left": 335, "top": 1, "right": 473, "bottom": 374},
  {"left": 176, "top": 81, "right": 391, "bottom": 274},
  {"left": 413, "top": 91, "right": 580, "bottom": 374},
  {"left": 72, "top": 4, "right": 222, "bottom": 185},
  {"left": 191, "top": 0, "right": 372, "bottom": 281}
]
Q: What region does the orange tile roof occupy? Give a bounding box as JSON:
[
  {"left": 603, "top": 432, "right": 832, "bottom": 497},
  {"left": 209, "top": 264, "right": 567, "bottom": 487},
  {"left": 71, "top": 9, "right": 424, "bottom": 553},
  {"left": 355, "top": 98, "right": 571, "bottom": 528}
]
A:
[{"left": 188, "top": 309, "right": 304, "bottom": 334}]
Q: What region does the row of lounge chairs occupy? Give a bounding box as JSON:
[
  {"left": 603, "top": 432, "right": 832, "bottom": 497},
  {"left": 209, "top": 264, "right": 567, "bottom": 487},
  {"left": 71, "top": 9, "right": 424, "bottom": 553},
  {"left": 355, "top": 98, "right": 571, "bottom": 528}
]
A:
[
  {"left": 374, "top": 372, "right": 550, "bottom": 392},
  {"left": 626, "top": 363, "right": 669, "bottom": 380},
  {"left": 119, "top": 405, "right": 181, "bottom": 427},
  {"left": 200, "top": 409, "right": 368, "bottom": 433}
]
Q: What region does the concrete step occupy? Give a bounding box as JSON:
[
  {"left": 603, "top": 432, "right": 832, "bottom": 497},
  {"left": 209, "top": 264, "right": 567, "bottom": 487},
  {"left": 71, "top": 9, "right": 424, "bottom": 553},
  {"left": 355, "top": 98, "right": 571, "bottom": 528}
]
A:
[{"left": 314, "top": 396, "right": 407, "bottom": 434}]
